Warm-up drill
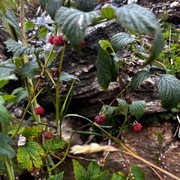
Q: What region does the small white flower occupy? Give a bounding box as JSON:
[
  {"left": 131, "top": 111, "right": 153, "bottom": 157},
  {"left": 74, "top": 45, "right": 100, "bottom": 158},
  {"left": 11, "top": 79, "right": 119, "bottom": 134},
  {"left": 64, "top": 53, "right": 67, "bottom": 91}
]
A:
[{"left": 18, "top": 134, "right": 26, "bottom": 146}]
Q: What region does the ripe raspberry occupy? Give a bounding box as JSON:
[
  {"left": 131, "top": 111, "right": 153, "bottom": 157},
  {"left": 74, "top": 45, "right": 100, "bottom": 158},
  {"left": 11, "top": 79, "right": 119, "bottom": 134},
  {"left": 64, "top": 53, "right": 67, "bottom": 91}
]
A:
[
  {"left": 133, "top": 122, "right": 142, "bottom": 132},
  {"left": 34, "top": 107, "right": 44, "bottom": 115},
  {"left": 48, "top": 35, "right": 54, "bottom": 44},
  {"left": 80, "top": 39, "right": 84, "bottom": 49},
  {"left": 44, "top": 132, "right": 53, "bottom": 139},
  {"left": 53, "top": 36, "right": 64, "bottom": 46},
  {"left": 94, "top": 115, "right": 106, "bottom": 124}
]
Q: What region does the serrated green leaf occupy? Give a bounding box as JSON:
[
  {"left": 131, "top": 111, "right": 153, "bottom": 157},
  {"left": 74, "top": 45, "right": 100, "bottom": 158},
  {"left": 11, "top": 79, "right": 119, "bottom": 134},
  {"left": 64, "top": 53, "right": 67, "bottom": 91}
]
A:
[
  {"left": 0, "top": 133, "right": 15, "bottom": 158},
  {"left": 25, "top": 21, "right": 35, "bottom": 31},
  {"left": 55, "top": 7, "right": 98, "bottom": 52},
  {"left": 75, "top": 0, "right": 97, "bottom": 12},
  {"left": 111, "top": 172, "right": 126, "bottom": 180},
  {"left": 117, "top": 98, "right": 127, "bottom": 109},
  {"left": 47, "top": 0, "right": 62, "bottom": 20},
  {"left": 101, "top": 5, "right": 116, "bottom": 19},
  {"left": 111, "top": 32, "right": 135, "bottom": 52},
  {"left": 45, "top": 51, "right": 58, "bottom": 66},
  {"left": 73, "top": 159, "right": 88, "bottom": 180},
  {"left": 17, "top": 141, "right": 44, "bottom": 171},
  {"left": 22, "top": 126, "right": 45, "bottom": 140},
  {"left": 156, "top": 74, "right": 180, "bottom": 109},
  {"left": 130, "top": 164, "right": 145, "bottom": 180},
  {"left": 43, "top": 138, "right": 66, "bottom": 154},
  {"left": 96, "top": 40, "right": 118, "bottom": 91},
  {"left": 87, "top": 161, "right": 100, "bottom": 178},
  {"left": 49, "top": 172, "right": 64, "bottom": 180},
  {"left": 131, "top": 70, "right": 151, "bottom": 91},
  {"left": 60, "top": 71, "right": 80, "bottom": 82},
  {"left": 38, "top": 26, "right": 49, "bottom": 40},
  {"left": 115, "top": 3, "right": 164, "bottom": 65},
  {"left": 0, "top": 80, "right": 9, "bottom": 88},
  {"left": 129, "top": 100, "right": 146, "bottom": 120},
  {"left": 93, "top": 170, "right": 109, "bottom": 180},
  {"left": 5, "top": 39, "right": 41, "bottom": 57},
  {"left": 21, "top": 61, "right": 40, "bottom": 78},
  {"left": 5, "top": 9, "right": 22, "bottom": 38},
  {"left": 0, "top": 98, "right": 11, "bottom": 133},
  {"left": 0, "top": 66, "right": 17, "bottom": 81}
]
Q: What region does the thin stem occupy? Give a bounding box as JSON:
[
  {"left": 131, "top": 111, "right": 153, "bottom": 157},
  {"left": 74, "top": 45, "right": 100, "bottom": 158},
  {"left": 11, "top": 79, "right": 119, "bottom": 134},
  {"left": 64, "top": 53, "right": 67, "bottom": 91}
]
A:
[
  {"left": 4, "top": 155, "right": 15, "bottom": 180},
  {"left": 55, "top": 44, "right": 66, "bottom": 135}
]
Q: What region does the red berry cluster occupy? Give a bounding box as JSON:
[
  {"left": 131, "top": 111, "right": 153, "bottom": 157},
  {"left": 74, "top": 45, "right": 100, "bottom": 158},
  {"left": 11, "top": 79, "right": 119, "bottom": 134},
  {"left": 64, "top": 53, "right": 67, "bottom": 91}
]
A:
[
  {"left": 48, "top": 35, "right": 64, "bottom": 46},
  {"left": 133, "top": 122, "right": 142, "bottom": 132},
  {"left": 94, "top": 114, "right": 106, "bottom": 124},
  {"left": 34, "top": 106, "right": 44, "bottom": 115},
  {"left": 44, "top": 132, "right": 53, "bottom": 139}
]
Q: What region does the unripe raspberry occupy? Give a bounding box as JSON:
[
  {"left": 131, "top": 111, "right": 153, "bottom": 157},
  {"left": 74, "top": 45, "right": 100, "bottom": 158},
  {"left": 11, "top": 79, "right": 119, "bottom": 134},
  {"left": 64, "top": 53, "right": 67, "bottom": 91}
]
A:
[
  {"left": 44, "top": 132, "right": 53, "bottom": 139},
  {"left": 34, "top": 107, "right": 44, "bottom": 115},
  {"left": 53, "top": 36, "right": 64, "bottom": 46},
  {"left": 133, "top": 122, "right": 142, "bottom": 132},
  {"left": 94, "top": 115, "right": 106, "bottom": 124},
  {"left": 48, "top": 35, "right": 54, "bottom": 44}
]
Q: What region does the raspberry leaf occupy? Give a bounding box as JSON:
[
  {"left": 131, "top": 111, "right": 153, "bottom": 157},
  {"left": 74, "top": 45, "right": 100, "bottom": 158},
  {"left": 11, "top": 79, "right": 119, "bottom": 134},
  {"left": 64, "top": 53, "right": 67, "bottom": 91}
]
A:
[
  {"left": 55, "top": 7, "right": 98, "bottom": 52},
  {"left": 111, "top": 172, "right": 126, "bottom": 180},
  {"left": 129, "top": 100, "right": 146, "bottom": 120},
  {"left": 96, "top": 40, "right": 119, "bottom": 91},
  {"left": 131, "top": 70, "right": 151, "bottom": 91},
  {"left": 17, "top": 141, "right": 44, "bottom": 171},
  {"left": 101, "top": 5, "right": 116, "bottom": 20},
  {"left": 114, "top": 3, "right": 164, "bottom": 66},
  {"left": 111, "top": 32, "right": 135, "bottom": 52},
  {"left": 130, "top": 164, "right": 145, "bottom": 180},
  {"left": 156, "top": 74, "right": 180, "bottom": 109},
  {"left": 75, "top": 0, "right": 97, "bottom": 12},
  {"left": 49, "top": 172, "right": 64, "bottom": 180}
]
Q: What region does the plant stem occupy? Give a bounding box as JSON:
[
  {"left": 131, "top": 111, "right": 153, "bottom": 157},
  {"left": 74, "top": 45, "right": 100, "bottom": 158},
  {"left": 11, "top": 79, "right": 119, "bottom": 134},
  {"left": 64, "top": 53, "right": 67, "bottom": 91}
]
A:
[
  {"left": 55, "top": 44, "right": 66, "bottom": 136},
  {"left": 4, "top": 155, "right": 15, "bottom": 180}
]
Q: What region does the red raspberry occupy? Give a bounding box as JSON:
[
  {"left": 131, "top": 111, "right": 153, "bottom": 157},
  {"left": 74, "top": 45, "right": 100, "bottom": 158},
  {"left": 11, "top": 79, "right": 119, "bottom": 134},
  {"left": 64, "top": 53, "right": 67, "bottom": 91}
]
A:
[
  {"left": 34, "top": 107, "right": 44, "bottom": 115},
  {"left": 48, "top": 35, "right": 54, "bottom": 44},
  {"left": 44, "top": 132, "right": 53, "bottom": 139},
  {"left": 133, "top": 122, "right": 142, "bottom": 132},
  {"left": 94, "top": 115, "right": 106, "bottom": 124},
  {"left": 53, "top": 36, "right": 64, "bottom": 46},
  {"left": 80, "top": 39, "right": 84, "bottom": 49}
]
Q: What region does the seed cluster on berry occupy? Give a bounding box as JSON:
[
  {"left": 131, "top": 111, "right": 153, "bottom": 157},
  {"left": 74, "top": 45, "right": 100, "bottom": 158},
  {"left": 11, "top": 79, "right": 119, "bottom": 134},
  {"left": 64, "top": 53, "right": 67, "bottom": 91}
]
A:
[{"left": 133, "top": 122, "right": 142, "bottom": 132}]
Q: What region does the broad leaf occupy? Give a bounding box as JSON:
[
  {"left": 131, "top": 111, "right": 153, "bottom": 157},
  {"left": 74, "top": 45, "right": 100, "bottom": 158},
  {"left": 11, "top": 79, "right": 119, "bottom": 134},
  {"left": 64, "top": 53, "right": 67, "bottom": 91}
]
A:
[
  {"left": 0, "top": 97, "right": 11, "bottom": 133},
  {"left": 96, "top": 40, "right": 118, "bottom": 91},
  {"left": 131, "top": 70, "right": 151, "bottom": 91},
  {"left": 117, "top": 98, "right": 127, "bottom": 109},
  {"left": 75, "top": 0, "right": 97, "bottom": 12},
  {"left": 5, "top": 9, "right": 22, "bottom": 38},
  {"left": 22, "top": 126, "right": 45, "bottom": 140},
  {"left": 87, "top": 161, "right": 100, "bottom": 178},
  {"left": 60, "top": 71, "right": 80, "bottom": 82},
  {"left": 43, "top": 138, "right": 66, "bottom": 154},
  {"left": 45, "top": 51, "right": 58, "bottom": 66},
  {"left": 21, "top": 61, "right": 40, "bottom": 78},
  {"left": 129, "top": 100, "right": 146, "bottom": 120},
  {"left": 111, "top": 32, "right": 135, "bottom": 52},
  {"left": 73, "top": 159, "right": 88, "bottom": 180},
  {"left": 55, "top": 7, "right": 98, "bottom": 52},
  {"left": 111, "top": 172, "right": 126, "bottom": 180},
  {"left": 5, "top": 39, "right": 41, "bottom": 57},
  {"left": 101, "top": 5, "right": 116, "bottom": 19},
  {"left": 17, "top": 141, "right": 44, "bottom": 171},
  {"left": 49, "top": 172, "right": 64, "bottom": 180},
  {"left": 130, "top": 164, "right": 145, "bottom": 180},
  {"left": 0, "top": 133, "right": 15, "bottom": 158},
  {"left": 0, "top": 64, "right": 17, "bottom": 81},
  {"left": 156, "top": 74, "right": 180, "bottom": 109},
  {"left": 47, "top": 0, "right": 62, "bottom": 20},
  {"left": 114, "top": 3, "right": 164, "bottom": 66}
]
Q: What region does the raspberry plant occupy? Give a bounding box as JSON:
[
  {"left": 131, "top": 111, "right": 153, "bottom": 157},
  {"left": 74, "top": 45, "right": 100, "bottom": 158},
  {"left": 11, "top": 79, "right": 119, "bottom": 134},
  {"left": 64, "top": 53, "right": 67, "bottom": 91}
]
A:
[{"left": 0, "top": 0, "right": 180, "bottom": 179}]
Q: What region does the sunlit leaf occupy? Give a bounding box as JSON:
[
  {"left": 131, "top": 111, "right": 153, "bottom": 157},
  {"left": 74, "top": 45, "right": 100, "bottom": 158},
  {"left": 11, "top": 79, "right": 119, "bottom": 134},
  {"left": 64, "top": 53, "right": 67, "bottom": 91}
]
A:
[
  {"left": 130, "top": 164, "right": 145, "bottom": 180},
  {"left": 17, "top": 141, "right": 44, "bottom": 171},
  {"left": 49, "top": 172, "right": 64, "bottom": 180},
  {"left": 101, "top": 5, "right": 116, "bottom": 19},
  {"left": 111, "top": 172, "right": 126, "bottom": 180}
]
